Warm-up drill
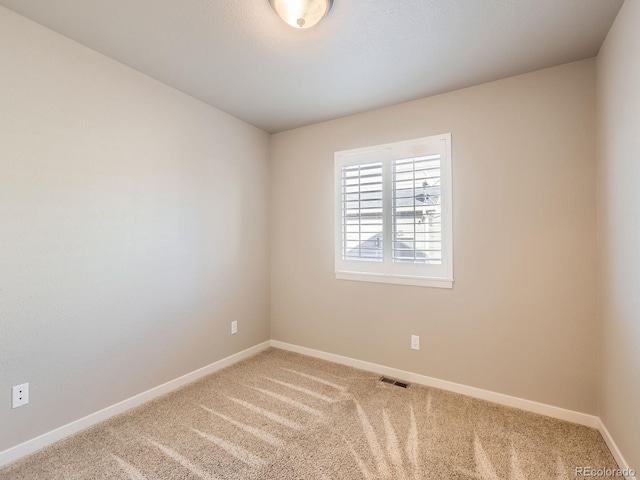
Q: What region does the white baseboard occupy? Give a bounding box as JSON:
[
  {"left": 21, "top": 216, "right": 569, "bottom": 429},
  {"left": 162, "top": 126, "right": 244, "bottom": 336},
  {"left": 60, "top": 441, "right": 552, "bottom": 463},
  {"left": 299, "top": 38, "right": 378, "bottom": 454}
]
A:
[
  {"left": 598, "top": 419, "right": 637, "bottom": 480},
  {"left": 270, "top": 340, "right": 599, "bottom": 428},
  {"left": 0, "top": 341, "right": 271, "bottom": 468}
]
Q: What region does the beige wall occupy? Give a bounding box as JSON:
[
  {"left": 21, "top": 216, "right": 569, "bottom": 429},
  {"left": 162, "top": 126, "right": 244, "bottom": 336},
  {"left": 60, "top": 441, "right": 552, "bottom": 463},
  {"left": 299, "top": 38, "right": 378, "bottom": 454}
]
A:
[
  {"left": 271, "top": 59, "right": 598, "bottom": 414},
  {"left": 0, "top": 7, "right": 270, "bottom": 452},
  {"left": 597, "top": 0, "right": 640, "bottom": 471}
]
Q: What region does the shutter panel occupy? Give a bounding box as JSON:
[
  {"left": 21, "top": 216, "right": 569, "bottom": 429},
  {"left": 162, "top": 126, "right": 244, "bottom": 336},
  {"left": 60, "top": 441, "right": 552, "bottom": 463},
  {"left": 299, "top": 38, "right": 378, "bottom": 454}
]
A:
[
  {"left": 392, "top": 154, "right": 442, "bottom": 265},
  {"left": 340, "top": 161, "right": 383, "bottom": 261}
]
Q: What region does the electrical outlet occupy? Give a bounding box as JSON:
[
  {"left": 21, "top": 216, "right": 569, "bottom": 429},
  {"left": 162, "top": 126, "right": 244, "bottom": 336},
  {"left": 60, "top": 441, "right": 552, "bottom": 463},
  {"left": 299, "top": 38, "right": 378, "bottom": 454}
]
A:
[
  {"left": 12, "top": 383, "right": 29, "bottom": 409},
  {"left": 411, "top": 335, "right": 420, "bottom": 351},
  {"left": 231, "top": 321, "right": 238, "bottom": 335}
]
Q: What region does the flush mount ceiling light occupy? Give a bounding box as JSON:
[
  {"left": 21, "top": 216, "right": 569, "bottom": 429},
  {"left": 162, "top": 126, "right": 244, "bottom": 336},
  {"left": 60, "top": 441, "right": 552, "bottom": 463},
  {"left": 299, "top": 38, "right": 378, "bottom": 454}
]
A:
[{"left": 269, "top": 0, "right": 333, "bottom": 29}]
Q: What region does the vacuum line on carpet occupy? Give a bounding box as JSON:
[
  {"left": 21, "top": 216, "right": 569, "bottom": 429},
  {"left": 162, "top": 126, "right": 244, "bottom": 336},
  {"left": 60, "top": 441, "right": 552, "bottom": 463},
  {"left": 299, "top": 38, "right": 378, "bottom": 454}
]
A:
[
  {"left": 262, "top": 377, "right": 334, "bottom": 402},
  {"left": 144, "top": 437, "right": 220, "bottom": 480},
  {"left": 111, "top": 454, "right": 147, "bottom": 480},
  {"left": 278, "top": 368, "right": 348, "bottom": 392},
  {"left": 190, "top": 428, "right": 265, "bottom": 469},
  {"left": 248, "top": 386, "right": 323, "bottom": 416},
  {"left": 196, "top": 404, "right": 285, "bottom": 447},
  {"left": 225, "top": 396, "right": 303, "bottom": 430}
]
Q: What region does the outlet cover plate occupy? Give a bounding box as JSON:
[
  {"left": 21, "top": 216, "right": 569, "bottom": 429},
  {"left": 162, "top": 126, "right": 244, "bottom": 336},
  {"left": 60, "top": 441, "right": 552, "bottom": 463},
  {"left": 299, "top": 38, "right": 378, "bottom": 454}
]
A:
[{"left": 12, "top": 383, "right": 29, "bottom": 408}]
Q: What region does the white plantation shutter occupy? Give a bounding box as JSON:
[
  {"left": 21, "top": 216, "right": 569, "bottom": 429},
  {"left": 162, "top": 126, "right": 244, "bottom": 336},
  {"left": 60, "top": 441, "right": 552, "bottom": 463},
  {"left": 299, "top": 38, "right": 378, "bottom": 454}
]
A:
[
  {"left": 335, "top": 135, "right": 453, "bottom": 288},
  {"left": 392, "top": 154, "right": 442, "bottom": 264},
  {"left": 335, "top": 148, "right": 390, "bottom": 275},
  {"left": 341, "top": 161, "right": 383, "bottom": 262}
]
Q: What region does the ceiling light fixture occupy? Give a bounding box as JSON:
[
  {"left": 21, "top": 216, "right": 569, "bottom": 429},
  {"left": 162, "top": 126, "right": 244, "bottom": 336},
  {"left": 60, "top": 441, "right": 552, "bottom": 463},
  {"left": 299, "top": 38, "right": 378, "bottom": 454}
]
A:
[{"left": 269, "top": 0, "right": 333, "bottom": 29}]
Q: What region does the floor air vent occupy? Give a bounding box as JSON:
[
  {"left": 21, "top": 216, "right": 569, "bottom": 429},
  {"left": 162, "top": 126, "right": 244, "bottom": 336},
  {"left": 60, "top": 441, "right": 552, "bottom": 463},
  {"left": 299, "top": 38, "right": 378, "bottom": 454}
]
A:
[{"left": 379, "top": 376, "right": 409, "bottom": 388}]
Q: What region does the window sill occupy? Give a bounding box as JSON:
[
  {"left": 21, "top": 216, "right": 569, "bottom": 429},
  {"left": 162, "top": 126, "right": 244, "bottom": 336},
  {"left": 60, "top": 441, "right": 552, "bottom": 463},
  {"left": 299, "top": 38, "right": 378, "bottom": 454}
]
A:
[{"left": 335, "top": 271, "right": 453, "bottom": 289}]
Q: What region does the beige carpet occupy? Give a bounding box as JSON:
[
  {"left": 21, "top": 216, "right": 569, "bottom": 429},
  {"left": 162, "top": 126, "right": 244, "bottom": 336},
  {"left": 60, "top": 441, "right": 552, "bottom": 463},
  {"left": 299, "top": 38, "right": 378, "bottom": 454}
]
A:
[{"left": 1, "top": 348, "right": 618, "bottom": 479}]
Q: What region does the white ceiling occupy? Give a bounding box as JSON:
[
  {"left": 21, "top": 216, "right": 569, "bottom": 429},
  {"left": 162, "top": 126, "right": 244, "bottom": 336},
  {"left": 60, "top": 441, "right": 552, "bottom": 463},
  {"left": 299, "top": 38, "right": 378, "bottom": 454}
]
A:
[{"left": 0, "top": 0, "right": 623, "bottom": 133}]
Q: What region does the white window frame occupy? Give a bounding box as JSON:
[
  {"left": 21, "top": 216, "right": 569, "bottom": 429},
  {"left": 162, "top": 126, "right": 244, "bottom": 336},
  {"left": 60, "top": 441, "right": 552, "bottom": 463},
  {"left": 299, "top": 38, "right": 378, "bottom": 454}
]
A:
[{"left": 334, "top": 134, "right": 453, "bottom": 288}]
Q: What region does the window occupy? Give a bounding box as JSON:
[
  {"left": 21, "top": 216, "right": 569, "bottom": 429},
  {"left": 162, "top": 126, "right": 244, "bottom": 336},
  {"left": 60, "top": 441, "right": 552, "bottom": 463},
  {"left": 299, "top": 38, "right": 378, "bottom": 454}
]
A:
[{"left": 334, "top": 134, "right": 453, "bottom": 288}]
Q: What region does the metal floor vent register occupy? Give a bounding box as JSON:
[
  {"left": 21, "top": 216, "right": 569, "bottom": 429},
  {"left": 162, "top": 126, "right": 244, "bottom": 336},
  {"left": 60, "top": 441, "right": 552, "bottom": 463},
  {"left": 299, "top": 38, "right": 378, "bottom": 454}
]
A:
[{"left": 379, "top": 376, "right": 409, "bottom": 388}]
